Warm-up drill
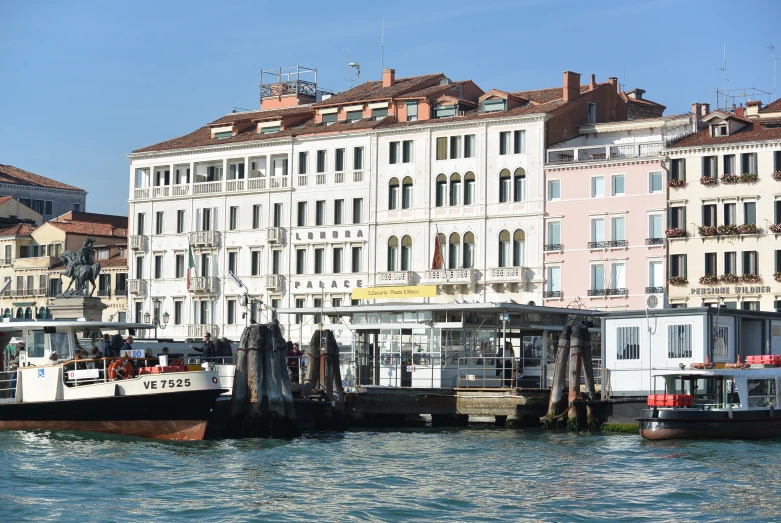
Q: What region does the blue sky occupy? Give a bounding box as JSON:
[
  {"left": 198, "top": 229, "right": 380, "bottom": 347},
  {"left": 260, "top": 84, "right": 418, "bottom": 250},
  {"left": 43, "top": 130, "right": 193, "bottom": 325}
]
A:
[{"left": 1, "top": 0, "right": 779, "bottom": 215}]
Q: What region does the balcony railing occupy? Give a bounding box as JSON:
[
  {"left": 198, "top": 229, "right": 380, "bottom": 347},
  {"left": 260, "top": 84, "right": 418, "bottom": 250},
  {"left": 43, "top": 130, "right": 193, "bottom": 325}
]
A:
[
  {"left": 248, "top": 177, "right": 267, "bottom": 190},
  {"left": 189, "top": 230, "right": 218, "bottom": 247},
  {"left": 487, "top": 267, "right": 525, "bottom": 284},
  {"left": 645, "top": 238, "right": 664, "bottom": 245},
  {"left": 189, "top": 276, "right": 216, "bottom": 293},
  {"left": 588, "top": 288, "right": 628, "bottom": 296},
  {"left": 130, "top": 235, "right": 146, "bottom": 250},
  {"left": 188, "top": 324, "right": 219, "bottom": 338},
  {"left": 193, "top": 181, "right": 222, "bottom": 195},
  {"left": 269, "top": 177, "right": 288, "bottom": 189},
  {"left": 543, "top": 244, "right": 563, "bottom": 251},
  {"left": 152, "top": 186, "right": 170, "bottom": 198},
  {"left": 543, "top": 290, "right": 562, "bottom": 298},
  {"left": 588, "top": 240, "right": 628, "bottom": 249},
  {"left": 547, "top": 142, "right": 664, "bottom": 164},
  {"left": 334, "top": 172, "right": 345, "bottom": 183},
  {"left": 226, "top": 179, "right": 245, "bottom": 192},
  {"left": 128, "top": 279, "right": 145, "bottom": 295},
  {"left": 266, "top": 274, "right": 282, "bottom": 290},
  {"left": 353, "top": 171, "right": 364, "bottom": 182},
  {"left": 0, "top": 258, "right": 11, "bottom": 266},
  {"left": 646, "top": 286, "right": 665, "bottom": 294},
  {"left": 134, "top": 187, "right": 149, "bottom": 199},
  {"left": 421, "top": 269, "right": 475, "bottom": 285},
  {"left": 267, "top": 227, "right": 282, "bottom": 243},
  {"left": 376, "top": 271, "right": 415, "bottom": 286},
  {"left": 97, "top": 288, "right": 111, "bottom": 297},
  {"left": 173, "top": 184, "right": 190, "bottom": 196}
]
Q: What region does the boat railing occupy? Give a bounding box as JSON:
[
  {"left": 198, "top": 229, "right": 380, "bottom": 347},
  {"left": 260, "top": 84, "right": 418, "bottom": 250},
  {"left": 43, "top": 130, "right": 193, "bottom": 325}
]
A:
[
  {"left": 457, "top": 357, "right": 520, "bottom": 389},
  {"left": 61, "top": 357, "right": 192, "bottom": 387},
  {"left": 0, "top": 370, "right": 15, "bottom": 400}
]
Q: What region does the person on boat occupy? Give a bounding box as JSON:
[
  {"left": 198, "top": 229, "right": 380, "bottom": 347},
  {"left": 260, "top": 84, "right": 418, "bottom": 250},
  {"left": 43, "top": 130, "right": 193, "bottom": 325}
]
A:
[
  {"left": 87, "top": 345, "right": 103, "bottom": 370},
  {"left": 287, "top": 342, "right": 302, "bottom": 384},
  {"left": 74, "top": 346, "right": 89, "bottom": 370},
  {"left": 191, "top": 333, "right": 216, "bottom": 361},
  {"left": 100, "top": 333, "right": 113, "bottom": 358},
  {"left": 49, "top": 352, "right": 59, "bottom": 364},
  {"left": 8, "top": 342, "right": 23, "bottom": 399},
  {"left": 120, "top": 336, "right": 134, "bottom": 356}
]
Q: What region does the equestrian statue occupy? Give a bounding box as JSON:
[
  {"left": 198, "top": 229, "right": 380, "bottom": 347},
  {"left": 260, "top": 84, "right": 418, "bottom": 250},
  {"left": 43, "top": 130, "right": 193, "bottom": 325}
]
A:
[{"left": 58, "top": 237, "right": 101, "bottom": 297}]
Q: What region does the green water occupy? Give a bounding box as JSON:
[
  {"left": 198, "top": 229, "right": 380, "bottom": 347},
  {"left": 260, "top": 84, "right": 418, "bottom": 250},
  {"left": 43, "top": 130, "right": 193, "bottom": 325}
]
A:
[{"left": 1, "top": 428, "right": 779, "bottom": 522}]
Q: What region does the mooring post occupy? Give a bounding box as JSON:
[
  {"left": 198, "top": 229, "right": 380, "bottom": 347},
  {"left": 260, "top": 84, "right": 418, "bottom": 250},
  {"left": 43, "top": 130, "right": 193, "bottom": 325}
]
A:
[
  {"left": 546, "top": 324, "right": 571, "bottom": 424},
  {"left": 567, "top": 325, "right": 583, "bottom": 430},
  {"left": 579, "top": 325, "right": 599, "bottom": 429}
]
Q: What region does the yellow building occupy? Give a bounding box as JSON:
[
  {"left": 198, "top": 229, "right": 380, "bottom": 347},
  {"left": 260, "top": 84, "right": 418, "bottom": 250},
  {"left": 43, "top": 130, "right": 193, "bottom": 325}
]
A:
[{"left": 0, "top": 196, "right": 43, "bottom": 225}]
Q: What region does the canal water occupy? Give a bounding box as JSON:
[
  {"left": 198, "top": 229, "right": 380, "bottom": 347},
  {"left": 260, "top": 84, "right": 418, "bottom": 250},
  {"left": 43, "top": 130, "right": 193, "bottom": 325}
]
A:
[{"left": 1, "top": 428, "right": 779, "bottom": 522}]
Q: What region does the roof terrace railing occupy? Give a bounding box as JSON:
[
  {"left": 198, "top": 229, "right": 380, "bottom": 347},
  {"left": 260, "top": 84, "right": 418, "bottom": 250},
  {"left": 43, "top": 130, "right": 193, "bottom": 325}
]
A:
[{"left": 547, "top": 142, "right": 665, "bottom": 164}]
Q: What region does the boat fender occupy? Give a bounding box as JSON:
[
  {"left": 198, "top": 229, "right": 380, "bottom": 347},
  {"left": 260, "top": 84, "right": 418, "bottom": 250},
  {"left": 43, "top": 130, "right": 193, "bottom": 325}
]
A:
[
  {"left": 771, "top": 406, "right": 775, "bottom": 418},
  {"left": 728, "top": 406, "right": 733, "bottom": 419}
]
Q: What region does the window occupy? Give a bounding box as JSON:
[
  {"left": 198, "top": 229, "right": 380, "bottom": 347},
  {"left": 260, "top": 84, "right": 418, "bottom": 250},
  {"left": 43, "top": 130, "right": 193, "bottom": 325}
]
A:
[
  {"left": 483, "top": 99, "right": 506, "bottom": 112},
  {"left": 702, "top": 204, "right": 716, "bottom": 227},
  {"left": 775, "top": 150, "right": 781, "bottom": 172},
  {"left": 649, "top": 171, "right": 663, "bottom": 193},
  {"left": 742, "top": 301, "right": 759, "bottom": 311},
  {"left": 547, "top": 179, "right": 561, "bottom": 201},
  {"left": 176, "top": 210, "right": 185, "bottom": 233},
  {"left": 668, "top": 324, "right": 692, "bottom": 359},
  {"left": 591, "top": 263, "right": 605, "bottom": 291},
  {"left": 352, "top": 198, "right": 363, "bottom": 224},
  {"left": 590, "top": 218, "right": 605, "bottom": 243},
  {"left": 649, "top": 260, "right": 664, "bottom": 288},
  {"left": 298, "top": 151, "right": 308, "bottom": 174},
  {"left": 296, "top": 249, "right": 306, "bottom": 274},
  {"left": 388, "top": 178, "right": 399, "bottom": 210},
  {"left": 616, "top": 326, "right": 640, "bottom": 360},
  {"left": 155, "top": 212, "right": 164, "bottom": 234},
  {"left": 251, "top": 250, "right": 260, "bottom": 276},
  {"left": 334, "top": 199, "right": 344, "bottom": 225},
  {"left": 591, "top": 176, "right": 605, "bottom": 198},
  {"left": 333, "top": 247, "right": 343, "bottom": 274},
  {"left": 228, "top": 251, "right": 237, "bottom": 275},
  {"left": 743, "top": 251, "right": 758, "bottom": 275},
  {"left": 464, "top": 172, "right": 475, "bottom": 205},
  {"left": 297, "top": 202, "right": 307, "bottom": 227},
  {"left": 435, "top": 175, "right": 447, "bottom": 207},
  {"left": 724, "top": 251, "right": 737, "bottom": 275},
  {"left": 447, "top": 233, "right": 461, "bottom": 269},
  {"left": 611, "top": 216, "right": 625, "bottom": 242},
  {"left": 702, "top": 156, "right": 717, "bottom": 178},
  {"left": 335, "top": 148, "right": 345, "bottom": 172},
  {"left": 316, "top": 201, "right": 325, "bottom": 226},
  {"left": 547, "top": 266, "right": 561, "bottom": 294},
  {"left": 227, "top": 300, "right": 236, "bottom": 325},
  {"left": 670, "top": 159, "right": 686, "bottom": 181},
  {"left": 316, "top": 150, "right": 326, "bottom": 173},
  {"left": 611, "top": 175, "right": 625, "bottom": 196},
  {"left": 512, "top": 230, "right": 525, "bottom": 267},
  {"left": 450, "top": 174, "right": 461, "bottom": 206},
  {"left": 498, "top": 230, "right": 511, "bottom": 267},
  {"left": 464, "top": 135, "right": 475, "bottom": 158},
  {"left": 436, "top": 137, "right": 447, "bottom": 160},
  {"left": 175, "top": 254, "right": 184, "bottom": 278},
  {"left": 351, "top": 246, "right": 362, "bottom": 273},
  {"left": 724, "top": 203, "right": 736, "bottom": 226},
  {"left": 402, "top": 178, "right": 413, "bottom": 209},
  {"left": 322, "top": 113, "right": 337, "bottom": 124},
  {"left": 44, "top": 201, "right": 52, "bottom": 215},
  {"left": 669, "top": 254, "right": 687, "bottom": 279},
  {"left": 387, "top": 237, "right": 398, "bottom": 271},
  {"left": 499, "top": 169, "right": 512, "bottom": 203},
  {"left": 137, "top": 213, "right": 145, "bottom": 235},
  {"left": 401, "top": 236, "right": 412, "bottom": 271},
  {"left": 704, "top": 252, "right": 717, "bottom": 276},
  {"left": 253, "top": 204, "right": 261, "bottom": 229},
  {"left": 406, "top": 101, "right": 418, "bottom": 121},
  {"left": 649, "top": 214, "right": 663, "bottom": 239},
  {"left": 449, "top": 136, "right": 461, "bottom": 159},
  {"left": 402, "top": 141, "right": 413, "bottom": 163},
  {"left": 354, "top": 147, "right": 363, "bottom": 170},
  {"left": 723, "top": 154, "right": 735, "bottom": 175},
  {"left": 346, "top": 110, "right": 363, "bottom": 122},
  {"left": 462, "top": 232, "right": 474, "bottom": 269},
  {"left": 135, "top": 256, "right": 143, "bottom": 278},
  {"left": 547, "top": 221, "right": 561, "bottom": 246},
  {"left": 499, "top": 131, "right": 511, "bottom": 155},
  {"left": 776, "top": 200, "right": 781, "bottom": 224},
  {"left": 741, "top": 152, "right": 757, "bottom": 174},
  {"left": 777, "top": 250, "right": 781, "bottom": 273},
  {"left": 371, "top": 107, "right": 388, "bottom": 120},
  {"left": 229, "top": 206, "right": 238, "bottom": 230},
  {"left": 228, "top": 162, "right": 245, "bottom": 179},
  {"left": 314, "top": 248, "right": 324, "bottom": 274},
  {"left": 744, "top": 201, "right": 756, "bottom": 225},
  {"left": 294, "top": 298, "right": 306, "bottom": 324},
  {"left": 513, "top": 130, "right": 526, "bottom": 154},
  {"left": 513, "top": 168, "right": 526, "bottom": 202},
  {"left": 271, "top": 250, "right": 281, "bottom": 275},
  {"left": 434, "top": 104, "right": 457, "bottom": 118},
  {"left": 669, "top": 206, "right": 686, "bottom": 230},
  {"left": 174, "top": 301, "right": 183, "bottom": 325},
  {"left": 587, "top": 102, "right": 596, "bottom": 124},
  {"left": 154, "top": 255, "right": 163, "bottom": 279},
  {"left": 73, "top": 203, "right": 81, "bottom": 212},
  {"left": 389, "top": 142, "right": 399, "bottom": 164}
]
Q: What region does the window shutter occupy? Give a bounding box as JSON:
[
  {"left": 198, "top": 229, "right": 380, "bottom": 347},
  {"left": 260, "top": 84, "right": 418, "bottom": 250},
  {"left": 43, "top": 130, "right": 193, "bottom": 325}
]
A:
[
  {"left": 212, "top": 207, "right": 218, "bottom": 231},
  {"left": 682, "top": 207, "right": 687, "bottom": 231},
  {"left": 196, "top": 208, "right": 202, "bottom": 232},
  {"left": 683, "top": 254, "right": 688, "bottom": 279}
]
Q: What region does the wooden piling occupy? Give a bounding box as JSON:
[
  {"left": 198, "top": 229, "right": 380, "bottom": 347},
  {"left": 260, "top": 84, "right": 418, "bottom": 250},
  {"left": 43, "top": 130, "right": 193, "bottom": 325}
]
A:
[
  {"left": 545, "top": 324, "right": 571, "bottom": 426},
  {"left": 305, "top": 329, "right": 347, "bottom": 428},
  {"left": 579, "top": 326, "right": 600, "bottom": 429},
  {"left": 567, "top": 325, "right": 583, "bottom": 430}
]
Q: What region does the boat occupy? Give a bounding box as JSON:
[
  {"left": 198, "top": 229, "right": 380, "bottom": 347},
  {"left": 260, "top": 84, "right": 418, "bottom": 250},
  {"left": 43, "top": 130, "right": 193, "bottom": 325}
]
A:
[
  {"left": 0, "top": 319, "right": 224, "bottom": 440},
  {"left": 638, "top": 357, "right": 781, "bottom": 440}
]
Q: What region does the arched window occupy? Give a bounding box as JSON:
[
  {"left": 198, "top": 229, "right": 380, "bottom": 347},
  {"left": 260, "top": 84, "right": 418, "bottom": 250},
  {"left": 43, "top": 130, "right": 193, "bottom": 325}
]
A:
[
  {"left": 449, "top": 173, "right": 461, "bottom": 206},
  {"left": 15, "top": 307, "right": 23, "bottom": 319},
  {"left": 514, "top": 168, "right": 526, "bottom": 202},
  {"left": 36, "top": 307, "right": 44, "bottom": 319},
  {"left": 448, "top": 233, "right": 461, "bottom": 269},
  {"left": 388, "top": 178, "right": 400, "bottom": 210},
  {"left": 513, "top": 230, "right": 525, "bottom": 267},
  {"left": 463, "top": 232, "right": 475, "bottom": 269},
  {"left": 402, "top": 177, "right": 413, "bottom": 209},
  {"left": 498, "top": 230, "right": 511, "bottom": 267},
  {"left": 24, "top": 307, "right": 32, "bottom": 319},
  {"left": 401, "top": 235, "right": 412, "bottom": 271},
  {"left": 499, "top": 169, "right": 512, "bottom": 203},
  {"left": 464, "top": 172, "right": 476, "bottom": 205},
  {"left": 2, "top": 308, "right": 10, "bottom": 318},
  {"left": 435, "top": 174, "right": 447, "bottom": 207},
  {"left": 387, "top": 236, "right": 399, "bottom": 271}
]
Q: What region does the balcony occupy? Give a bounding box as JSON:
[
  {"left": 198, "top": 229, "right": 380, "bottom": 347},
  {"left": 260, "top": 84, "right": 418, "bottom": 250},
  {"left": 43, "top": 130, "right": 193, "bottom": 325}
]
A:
[
  {"left": 152, "top": 186, "right": 170, "bottom": 198},
  {"left": 334, "top": 172, "right": 345, "bottom": 183},
  {"left": 130, "top": 235, "right": 146, "bottom": 250},
  {"left": 193, "top": 181, "right": 221, "bottom": 195},
  {"left": 13, "top": 256, "right": 58, "bottom": 269},
  {"left": 646, "top": 286, "right": 665, "bottom": 294},
  {"left": 543, "top": 244, "right": 563, "bottom": 252},
  {"left": 189, "top": 230, "right": 219, "bottom": 248},
  {"left": 421, "top": 269, "right": 476, "bottom": 286},
  {"left": 588, "top": 288, "right": 627, "bottom": 297},
  {"left": 376, "top": 271, "right": 415, "bottom": 286},
  {"left": 353, "top": 171, "right": 364, "bottom": 182},
  {"left": 588, "top": 240, "right": 627, "bottom": 249},
  {"left": 128, "top": 279, "right": 145, "bottom": 295},
  {"left": 269, "top": 177, "right": 288, "bottom": 190},
  {"left": 543, "top": 290, "right": 562, "bottom": 298},
  {"left": 188, "top": 324, "right": 219, "bottom": 338},
  {"left": 0, "top": 258, "right": 11, "bottom": 266},
  {"left": 189, "top": 276, "right": 217, "bottom": 293},
  {"left": 547, "top": 142, "right": 664, "bottom": 164},
  {"left": 97, "top": 288, "right": 111, "bottom": 297},
  {"left": 486, "top": 267, "right": 525, "bottom": 286},
  {"left": 134, "top": 187, "right": 150, "bottom": 199},
  {"left": 645, "top": 238, "right": 664, "bottom": 245},
  {"left": 266, "top": 274, "right": 282, "bottom": 290},
  {"left": 267, "top": 227, "right": 282, "bottom": 243}
]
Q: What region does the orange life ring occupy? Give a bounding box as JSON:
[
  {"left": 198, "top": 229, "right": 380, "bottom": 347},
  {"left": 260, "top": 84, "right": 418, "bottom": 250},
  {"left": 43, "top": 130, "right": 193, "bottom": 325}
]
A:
[{"left": 108, "top": 359, "right": 133, "bottom": 380}]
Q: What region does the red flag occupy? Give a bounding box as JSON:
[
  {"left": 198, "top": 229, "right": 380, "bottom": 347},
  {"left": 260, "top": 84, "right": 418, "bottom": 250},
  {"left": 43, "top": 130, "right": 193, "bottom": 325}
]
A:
[{"left": 431, "top": 232, "right": 444, "bottom": 270}]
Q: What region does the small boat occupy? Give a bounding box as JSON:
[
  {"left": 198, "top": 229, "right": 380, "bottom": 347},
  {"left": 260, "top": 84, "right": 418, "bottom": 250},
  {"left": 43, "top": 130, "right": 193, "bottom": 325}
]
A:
[
  {"left": 0, "top": 320, "right": 224, "bottom": 440},
  {"left": 638, "top": 358, "right": 781, "bottom": 440}
]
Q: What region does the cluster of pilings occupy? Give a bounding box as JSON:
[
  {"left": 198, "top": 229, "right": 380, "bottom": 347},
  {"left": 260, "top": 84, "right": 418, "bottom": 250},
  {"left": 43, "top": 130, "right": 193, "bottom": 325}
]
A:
[
  {"left": 545, "top": 317, "right": 600, "bottom": 430},
  {"left": 304, "top": 328, "right": 348, "bottom": 430}
]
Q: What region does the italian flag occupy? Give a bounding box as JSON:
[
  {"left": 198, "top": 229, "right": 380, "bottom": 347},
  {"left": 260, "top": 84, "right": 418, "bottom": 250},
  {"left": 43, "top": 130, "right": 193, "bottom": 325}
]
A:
[{"left": 186, "top": 244, "right": 196, "bottom": 291}]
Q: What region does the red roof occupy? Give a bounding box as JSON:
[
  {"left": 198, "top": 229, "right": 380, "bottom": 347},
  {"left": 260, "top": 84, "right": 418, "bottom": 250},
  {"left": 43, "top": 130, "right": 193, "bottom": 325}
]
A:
[
  {"left": 760, "top": 97, "right": 781, "bottom": 113},
  {"left": 0, "top": 223, "right": 35, "bottom": 237},
  {"left": 46, "top": 219, "right": 127, "bottom": 238},
  {"left": 0, "top": 165, "right": 83, "bottom": 191},
  {"left": 100, "top": 255, "right": 129, "bottom": 269},
  {"left": 0, "top": 196, "right": 13, "bottom": 205},
  {"left": 668, "top": 121, "right": 781, "bottom": 148},
  {"left": 312, "top": 74, "right": 445, "bottom": 107}
]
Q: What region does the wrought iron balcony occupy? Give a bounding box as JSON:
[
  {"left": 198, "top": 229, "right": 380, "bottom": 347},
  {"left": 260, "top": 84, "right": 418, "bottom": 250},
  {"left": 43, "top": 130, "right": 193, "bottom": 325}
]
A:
[
  {"left": 587, "top": 289, "right": 606, "bottom": 296},
  {"left": 645, "top": 238, "right": 664, "bottom": 245},
  {"left": 543, "top": 290, "right": 562, "bottom": 298},
  {"left": 543, "top": 244, "right": 563, "bottom": 251},
  {"left": 606, "top": 288, "right": 627, "bottom": 296},
  {"left": 645, "top": 286, "right": 665, "bottom": 294}
]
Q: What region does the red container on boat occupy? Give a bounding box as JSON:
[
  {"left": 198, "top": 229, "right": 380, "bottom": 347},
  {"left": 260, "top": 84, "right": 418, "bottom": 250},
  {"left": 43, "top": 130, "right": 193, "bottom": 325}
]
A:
[
  {"left": 746, "top": 355, "right": 781, "bottom": 366},
  {"left": 647, "top": 394, "right": 694, "bottom": 407}
]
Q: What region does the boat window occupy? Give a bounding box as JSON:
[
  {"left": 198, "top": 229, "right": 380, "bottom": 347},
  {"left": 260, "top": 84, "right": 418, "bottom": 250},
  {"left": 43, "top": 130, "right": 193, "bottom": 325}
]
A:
[
  {"left": 27, "top": 330, "right": 45, "bottom": 358},
  {"left": 49, "top": 332, "right": 71, "bottom": 361},
  {"left": 747, "top": 379, "right": 776, "bottom": 407}
]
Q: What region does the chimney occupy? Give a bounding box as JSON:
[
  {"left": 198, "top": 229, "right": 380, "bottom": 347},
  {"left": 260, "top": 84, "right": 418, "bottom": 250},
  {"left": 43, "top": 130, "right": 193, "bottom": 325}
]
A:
[
  {"left": 734, "top": 106, "right": 745, "bottom": 118},
  {"left": 628, "top": 88, "right": 645, "bottom": 100},
  {"left": 562, "top": 70, "right": 581, "bottom": 103},
  {"left": 608, "top": 77, "right": 619, "bottom": 92},
  {"left": 589, "top": 74, "right": 597, "bottom": 91},
  {"left": 746, "top": 100, "right": 762, "bottom": 117},
  {"left": 382, "top": 68, "right": 396, "bottom": 88},
  {"left": 701, "top": 103, "right": 710, "bottom": 117}
]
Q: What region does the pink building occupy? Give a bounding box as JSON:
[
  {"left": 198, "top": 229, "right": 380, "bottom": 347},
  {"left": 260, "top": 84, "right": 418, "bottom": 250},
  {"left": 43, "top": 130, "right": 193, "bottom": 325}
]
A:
[{"left": 543, "top": 113, "right": 693, "bottom": 310}]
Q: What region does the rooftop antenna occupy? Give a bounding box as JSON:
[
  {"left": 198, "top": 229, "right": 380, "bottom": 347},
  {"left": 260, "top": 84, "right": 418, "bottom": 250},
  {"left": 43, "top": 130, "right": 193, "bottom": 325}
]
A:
[
  {"left": 767, "top": 44, "right": 778, "bottom": 99},
  {"left": 716, "top": 43, "right": 728, "bottom": 109},
  {"left": 381, "top": 18, "right": 385, "bottom": 76},
  {"left": 348, "top": 62, "right": 360, "bottom": 87},
  {"left": 341, "top": 49, "right": 353, "bottom": 88}
]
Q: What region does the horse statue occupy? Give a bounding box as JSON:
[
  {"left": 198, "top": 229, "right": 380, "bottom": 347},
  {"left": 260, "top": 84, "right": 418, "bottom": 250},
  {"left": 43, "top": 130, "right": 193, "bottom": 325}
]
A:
[{"left": 58, "top": 237, "right": 102, "bottom": 297}]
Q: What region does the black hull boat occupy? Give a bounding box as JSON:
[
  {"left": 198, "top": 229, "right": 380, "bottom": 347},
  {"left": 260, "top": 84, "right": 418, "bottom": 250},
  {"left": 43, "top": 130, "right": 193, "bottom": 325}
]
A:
[{"left": 638, "top": 408, "right": 781, "bottom": 440}]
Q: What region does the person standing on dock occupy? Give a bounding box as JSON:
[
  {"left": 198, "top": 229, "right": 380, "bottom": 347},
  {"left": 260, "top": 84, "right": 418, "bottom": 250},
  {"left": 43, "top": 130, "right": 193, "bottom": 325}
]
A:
[
  {"left": 191, "top": 333, "right": 216, "bottom": 362},
  {"left": 497, "top": 341, "right": 515, "bottom": 387},
  {"left": 287, "top": 342, "right": 302, "bottom": 384}
]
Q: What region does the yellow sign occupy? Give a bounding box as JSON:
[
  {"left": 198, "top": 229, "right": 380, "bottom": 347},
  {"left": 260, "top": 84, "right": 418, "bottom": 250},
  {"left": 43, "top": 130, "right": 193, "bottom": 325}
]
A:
[{"left": 351, "top": 285, "right": 437, "bottom": 299}]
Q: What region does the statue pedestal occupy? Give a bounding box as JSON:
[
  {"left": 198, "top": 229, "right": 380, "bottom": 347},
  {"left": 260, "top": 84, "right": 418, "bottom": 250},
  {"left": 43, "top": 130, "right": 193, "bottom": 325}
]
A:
[{"left": 49, "top": 297, "right": 107, "bottom": 322}]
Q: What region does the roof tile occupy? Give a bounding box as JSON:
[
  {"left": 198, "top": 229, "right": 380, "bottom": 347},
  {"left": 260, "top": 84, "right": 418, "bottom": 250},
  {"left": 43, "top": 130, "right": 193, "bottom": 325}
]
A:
[{"left": 0, "top": 165, "right": 83, "bottom": 191}]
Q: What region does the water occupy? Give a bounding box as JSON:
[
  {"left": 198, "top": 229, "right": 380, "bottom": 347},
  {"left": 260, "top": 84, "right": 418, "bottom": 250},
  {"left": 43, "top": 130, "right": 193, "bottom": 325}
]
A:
[{"left": 1, "top": 428, "right": 780, "bottom": 522}]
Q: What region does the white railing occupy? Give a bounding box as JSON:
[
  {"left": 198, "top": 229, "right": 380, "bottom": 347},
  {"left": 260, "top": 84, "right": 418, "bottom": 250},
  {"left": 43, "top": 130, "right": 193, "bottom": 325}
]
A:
[
  {"left": 173, "top": 184, "right": 190, "bottom": 196},
  {"left": 134, "top": 187, "right": 150, "bottom": 199},
  {"left": 188, "top": 276, "right": 216, "bottom": 292},
  {"left": 266, "top": 274, "right": 281, "bottom": 289},
  {"left": 608, "top": 144, "right": 635, "bottom": 158},
  {"left": 248, "top": 177, "right": 266, "bottom": 190},
  {"left": 152, "top": 186, "right": 170, "bottom": 198},
  {"left": 422, "top": 269, "right": 475, "bottom": 284},
  {"left": 129, "top": 235, "right": 146, "bottom": 250},
  {"left": 487, "top": 267, "right": 525, "bottom": 283},
  {"left": 188, "top": 230, "right": 218, "bottom": 247},
  {"left": 639, "top": 143, "right": 662, "bottom": 156},
  {"left": 188, "top": 324, "right": 218, "bottom": 338},
  {"left": 269, "top": 177, "right": 288, "bottom": 189},
  {"left": 334, "top": 172, "right": 345, "bottom": 183},
  {"left": 376, "top": 271, "right": 415, "bottom": 286},
  {"left": 267, "top": 227, "right": 282, "bottom": 243},
  {"left": 297, "top": 175, "right": 308, "bottom": 187},
  {"left": 547, "top": 142, "right": 665, "bottom": 164},
  {"left": 128, "top": 279, "right": 145, "bottom": 294},
  {"left": 315, "top": 174, "right": 326, "bottom": 185},
  {"left": 353, "top": 171, "right": 364, "bottom": 182},
  {"left": 226, "top": 179, "right": 244, "bottom": 192},
  {"left": 193, "top": 181, "right": 221, "bottom": 195}
]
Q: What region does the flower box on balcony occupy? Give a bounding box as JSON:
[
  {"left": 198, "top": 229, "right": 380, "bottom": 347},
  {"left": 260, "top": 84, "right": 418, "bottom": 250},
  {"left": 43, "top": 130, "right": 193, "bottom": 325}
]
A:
[
  {"left": 771, "top": 223, "right": 781, "bottom": 234},
  {"left": 741, "top": 274, "right": 761, "bottom": 283},
  {"left": 700, "top": 176, "right": 718, "bottom": 186},
  {"left": 665, "top": 227, "right": 686, "bottom": 238},
  {"left": 775, "top": 272, "right": 781, "bottom": 283},
  {"left": 716, "top": 224, "right": 738, "bottom": 235},
  {"left": 699, "top": 275, "right": 719, "bottom": 284},
  {"left": 737, "top": 223, "right": 758, "bottom": 234},
  {"left": 668, "top": 276, "right": 688, "bottom": 285},
  {"left": 773, "top": 170, "right": 781, "bottom": 181},
  {"left": 720, "top": 174, "right": 741, "bottom": 184},
  {"left": 668, "top": 179, "right": 686, "bottom": 188},
  {"left": 720, "top": 273, "right": 739, "bottom": 284},
  {"left": 698, "top": 226, "right": 718, "bottom": 236},
  {"left": 740, "top": 173, "right": 758, "bottom": 183}
]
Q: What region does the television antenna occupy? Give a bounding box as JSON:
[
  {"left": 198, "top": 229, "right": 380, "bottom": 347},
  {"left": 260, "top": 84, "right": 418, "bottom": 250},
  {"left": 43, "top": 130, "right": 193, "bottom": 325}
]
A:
[
  {"left": 716, "top": 43, "right": 728, "bottom": 109},
  {"left": 768, "top": 44, "right": 778, "bottom": 99},
  {"left": 341, "top": 49, "right": 358, "bottom": 89}
]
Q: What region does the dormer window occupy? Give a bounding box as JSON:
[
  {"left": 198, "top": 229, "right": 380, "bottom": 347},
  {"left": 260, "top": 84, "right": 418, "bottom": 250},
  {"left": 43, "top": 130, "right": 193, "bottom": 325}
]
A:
[
  {"left": 211, "top": 125, "right": 234, "bottom": 139},
  {"left": 712, "top": 125, "right": 728, "bottom": 137},
  {"left": 260, "top": 126, "right": 280, "bottom": 134},
  {"left": 371, "top": 107, "right": 388, "bottom": 120},
  {"left": 322, "top": 113, "right": 338, "bottom": 125},
  {"left": 482, "top": 99, "right": 506, "bottom": 113},
  {"left": 434, "top": 104, "right": 457, "bottom": 119},
  {"left": 214, "top": 131, "right": 232, "bottom": 139},
  {"left": 346, "top": 110, "right": 363, "bottom": 123}
]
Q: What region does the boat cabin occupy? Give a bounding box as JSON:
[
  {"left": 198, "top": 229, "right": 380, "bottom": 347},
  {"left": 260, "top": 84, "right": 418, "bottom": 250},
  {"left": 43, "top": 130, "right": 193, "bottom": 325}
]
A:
[{"left": 652, "top": 368, "right": 779, "bottom": 411}]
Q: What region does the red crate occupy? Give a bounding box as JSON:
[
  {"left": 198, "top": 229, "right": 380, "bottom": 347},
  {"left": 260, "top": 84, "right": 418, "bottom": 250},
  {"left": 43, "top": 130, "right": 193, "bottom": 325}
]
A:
[{"left": 648, "top": 394, "right": 693, "bottom": 407}]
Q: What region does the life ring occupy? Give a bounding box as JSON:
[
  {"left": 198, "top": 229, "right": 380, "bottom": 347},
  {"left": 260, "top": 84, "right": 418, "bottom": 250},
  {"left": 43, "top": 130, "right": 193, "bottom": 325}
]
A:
[{"left": 108, "top": 358, "right": 133, "bottom": 380}]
